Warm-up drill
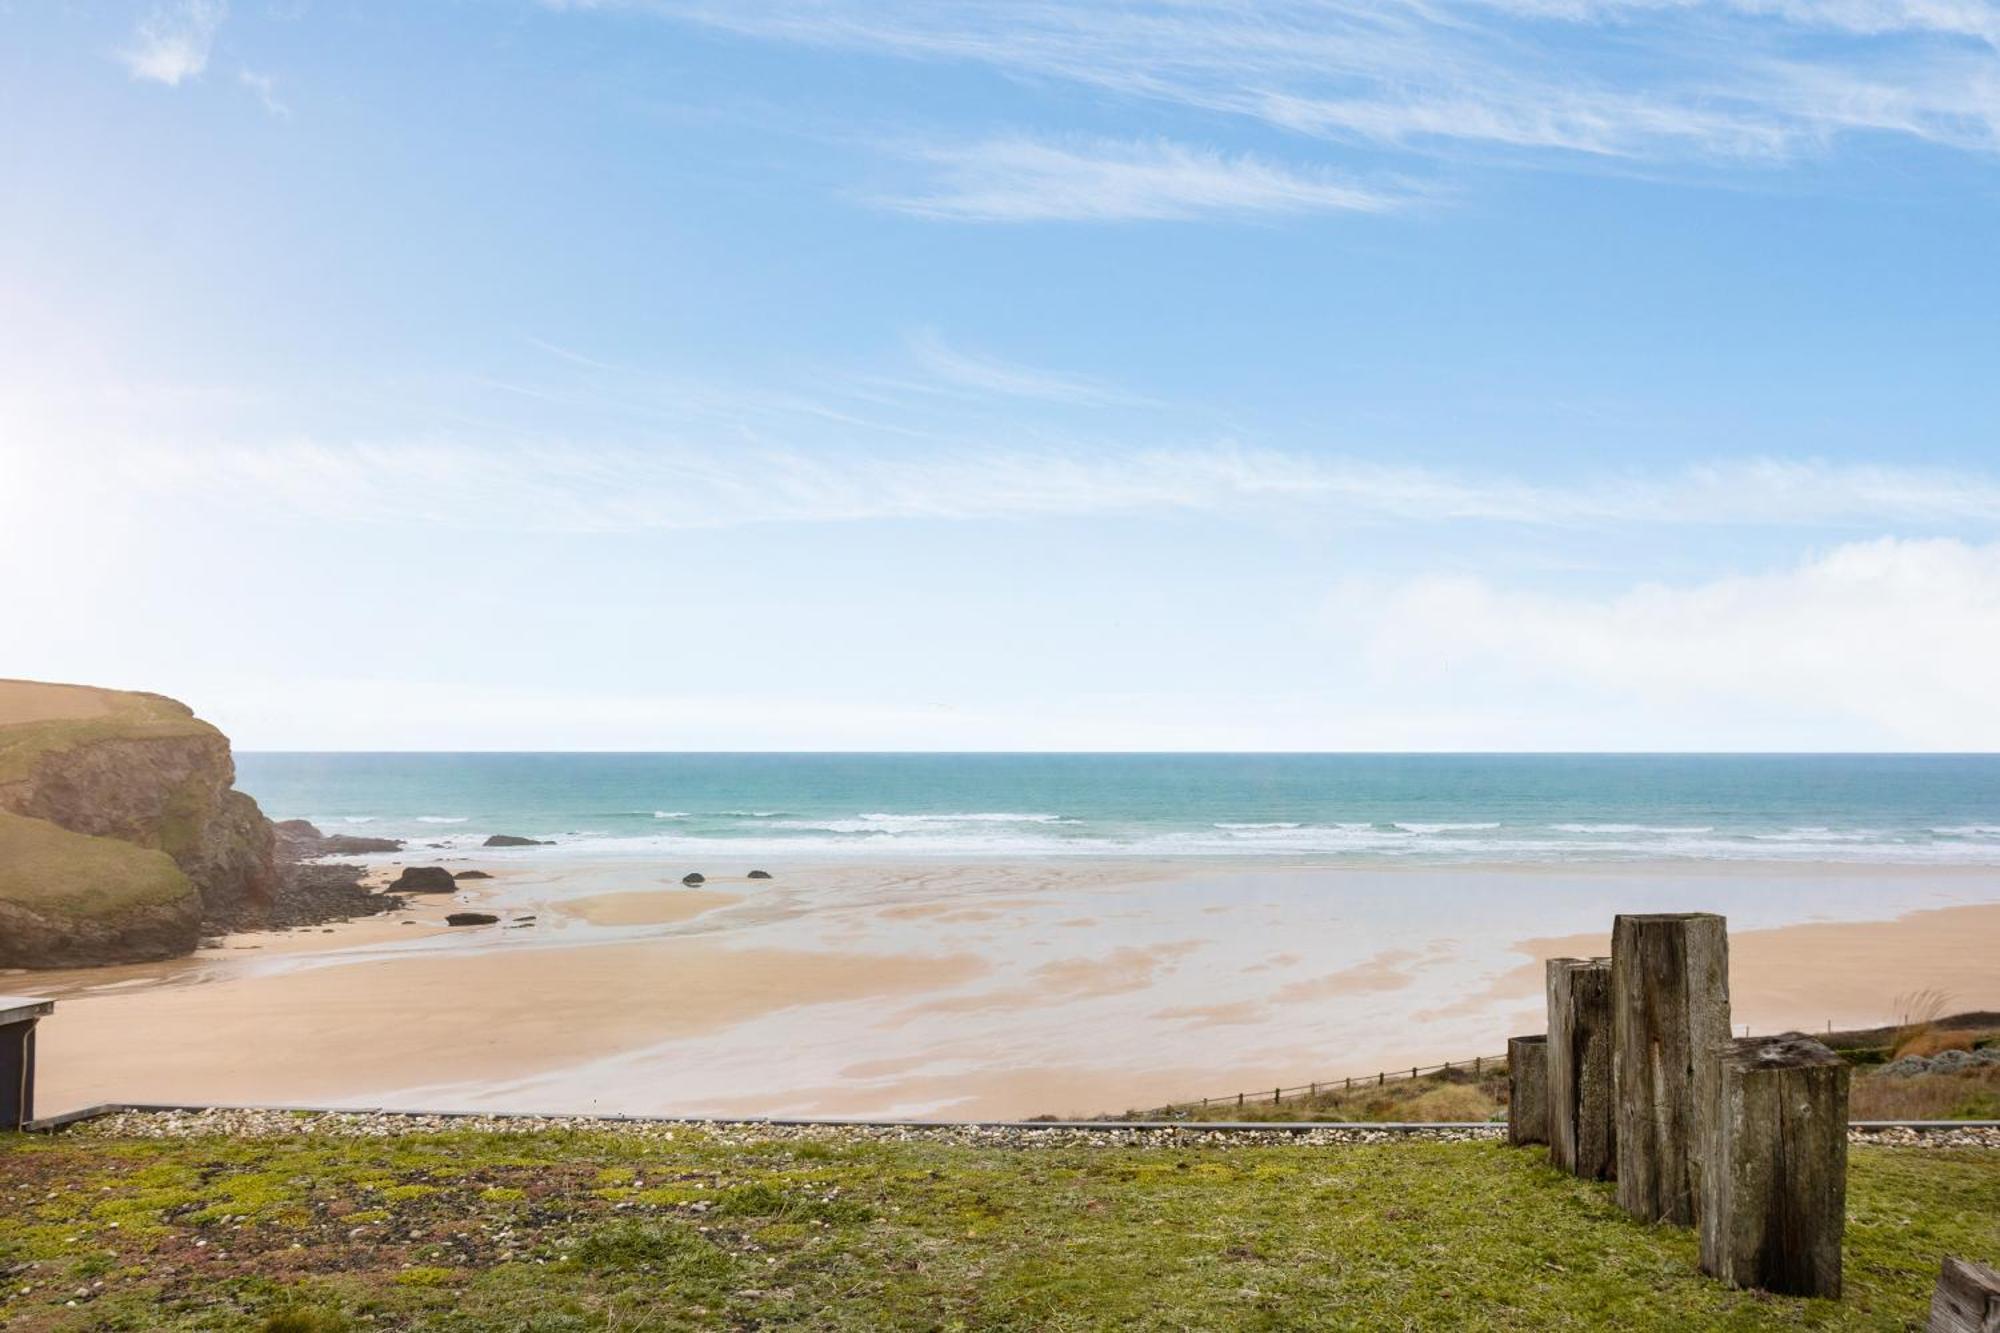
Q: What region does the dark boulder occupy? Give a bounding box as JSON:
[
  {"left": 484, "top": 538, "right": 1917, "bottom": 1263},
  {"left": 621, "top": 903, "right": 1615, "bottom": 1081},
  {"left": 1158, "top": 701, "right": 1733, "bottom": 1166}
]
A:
[
  {"left": 747, "top": 869, "right": 773, "bottom": 879},
  {"left": 454, "top": 869, "right": 494, "bottom": 880},
  {"left": 682, "top": 872, "right": 706, "bottom": 885},
  {"left": 323, "top": 834, "right": 404, "bottom": 854},
  {"left": 445, "top": 912, "right": 500, "bottom": 927},
  {"left": 483, "top": 834, "right": 552, "bottom": 847},
  {"left": 389, "top": 866, "right": 458, "bottom": 893}
]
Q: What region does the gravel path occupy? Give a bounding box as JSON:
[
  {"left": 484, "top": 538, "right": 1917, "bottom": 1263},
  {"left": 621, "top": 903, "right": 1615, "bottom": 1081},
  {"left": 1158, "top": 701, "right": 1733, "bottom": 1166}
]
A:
[{"left": 54, "top": 1108, "right": 2000, "bottom": 1150}]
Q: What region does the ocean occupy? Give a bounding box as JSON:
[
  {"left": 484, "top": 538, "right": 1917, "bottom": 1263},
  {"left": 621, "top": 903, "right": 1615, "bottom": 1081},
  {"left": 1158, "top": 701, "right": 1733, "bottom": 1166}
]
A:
[{"left": 234, "top": 752, "right": 2000, "bottom": 864}]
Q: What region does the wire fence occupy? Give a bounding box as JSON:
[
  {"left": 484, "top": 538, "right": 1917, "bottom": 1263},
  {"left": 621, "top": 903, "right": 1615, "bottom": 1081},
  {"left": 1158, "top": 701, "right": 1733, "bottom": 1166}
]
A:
[{"left": 1127, "top": 1052, "right": 1510, "bottom": 1120}]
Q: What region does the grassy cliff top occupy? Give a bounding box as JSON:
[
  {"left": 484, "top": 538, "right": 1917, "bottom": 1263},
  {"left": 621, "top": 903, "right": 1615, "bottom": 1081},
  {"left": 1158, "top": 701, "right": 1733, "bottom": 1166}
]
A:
[
  {"left": 0, "top": 679, "right": 219, "bottom": 787},
  {"left": 0, "top": 1119, "right": 1994, "bottom": 1331},
  {"left": 0, "top": 810, "right": 194, "bottom": 919}
]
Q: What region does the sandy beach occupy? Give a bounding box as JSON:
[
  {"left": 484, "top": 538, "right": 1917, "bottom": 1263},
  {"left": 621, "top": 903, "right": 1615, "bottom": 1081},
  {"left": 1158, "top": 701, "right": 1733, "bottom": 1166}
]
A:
[{"left": 18, "top": 856, "right": 2000, "bottom": 1120}]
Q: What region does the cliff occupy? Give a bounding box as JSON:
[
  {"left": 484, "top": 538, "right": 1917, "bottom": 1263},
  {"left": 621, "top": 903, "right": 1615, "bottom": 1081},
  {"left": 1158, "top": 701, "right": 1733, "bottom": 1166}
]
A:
[{"left": 0, "top": 679, "right": 279, "bottom": 967}]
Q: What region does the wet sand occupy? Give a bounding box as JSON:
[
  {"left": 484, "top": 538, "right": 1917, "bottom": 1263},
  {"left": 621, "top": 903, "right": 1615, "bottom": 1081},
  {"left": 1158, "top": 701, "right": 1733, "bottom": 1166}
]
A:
[{"left": 20, "top": 857, "right": 2000, "bottom": 1120}]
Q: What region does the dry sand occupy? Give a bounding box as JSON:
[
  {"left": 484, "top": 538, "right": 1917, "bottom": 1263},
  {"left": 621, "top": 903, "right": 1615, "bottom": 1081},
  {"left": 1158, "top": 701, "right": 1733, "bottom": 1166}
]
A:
[
  {"left": 36, "top": 937, "right": 984, "bottom": 1112},
  {"left": 16, "top": 857, "right": 2000, "bottom": 1120}
]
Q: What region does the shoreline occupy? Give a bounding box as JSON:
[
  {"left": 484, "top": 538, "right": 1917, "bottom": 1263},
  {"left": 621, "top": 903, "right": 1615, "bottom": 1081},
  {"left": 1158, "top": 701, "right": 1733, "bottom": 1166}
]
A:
[{"left": 21, "top": 854, "right": 2000, "bottom": 1121}]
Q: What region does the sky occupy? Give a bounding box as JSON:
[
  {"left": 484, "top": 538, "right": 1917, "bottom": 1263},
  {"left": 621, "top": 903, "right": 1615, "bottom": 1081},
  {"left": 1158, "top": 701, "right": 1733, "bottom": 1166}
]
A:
[{"left": 3, "top": 0, "right": 1999, "bottom": 751}]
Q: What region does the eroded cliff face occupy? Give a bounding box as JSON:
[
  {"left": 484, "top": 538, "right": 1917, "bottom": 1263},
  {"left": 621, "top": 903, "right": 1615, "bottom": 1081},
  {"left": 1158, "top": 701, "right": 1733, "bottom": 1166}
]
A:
[
  {"left": 0, "top": 681, "right": 280, "bottom": 965},
  {"left": 7, "top": 731, "right": 278, "bottom": 928}
]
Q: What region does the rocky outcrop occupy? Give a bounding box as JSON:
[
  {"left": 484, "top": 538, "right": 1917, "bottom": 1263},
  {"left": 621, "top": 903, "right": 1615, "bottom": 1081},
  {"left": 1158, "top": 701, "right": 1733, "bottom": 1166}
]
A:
[
  {"left": 445, "top": 912, "right": 500, "bottom": 927},
  {"left": 0, "top": 681, "right": 284, "bottom": 965},
  {"left": 483, "top": 834, "right": 550, "bottom": 847},
  {"left": 389, "top": 866, "right": 458, "bottom": 893},
  {"left": 276, "top": 819, "right": 403, "bottom": 858}
]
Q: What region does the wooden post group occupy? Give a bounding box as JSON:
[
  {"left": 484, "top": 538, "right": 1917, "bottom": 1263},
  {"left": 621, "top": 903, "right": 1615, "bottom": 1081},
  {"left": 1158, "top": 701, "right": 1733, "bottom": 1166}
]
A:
[{"left": 1510, "top": 916, "right": 1857, "bottom": 1303}]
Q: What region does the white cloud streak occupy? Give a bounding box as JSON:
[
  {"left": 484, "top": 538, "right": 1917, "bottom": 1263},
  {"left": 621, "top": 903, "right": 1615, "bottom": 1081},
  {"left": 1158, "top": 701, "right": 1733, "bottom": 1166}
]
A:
[
  {"left": 904, "top": 332, "right": 1160, "bottom": 405},
  {"left": 1340, "top": 537, "right": 2000, "bottom": 747},
  {"left": 27, "top": 438, "right": 2000, "bottom": 534},
  {"left": 118, "top": 0, "right": 227, "bottom": 86},
  {"left": 591, "top": 0, "right": 2000, "bottom": 160},
  {"left": 880, "top": 137, "right": 1413, "bottom": 222}
]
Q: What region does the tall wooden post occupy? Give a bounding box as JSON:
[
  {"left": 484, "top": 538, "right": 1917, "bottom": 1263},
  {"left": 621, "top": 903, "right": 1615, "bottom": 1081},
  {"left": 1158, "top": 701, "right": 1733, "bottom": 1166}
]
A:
[
  {"left": 0, "top": 997, "right": 54, "bottom": 1131},
  {"left": 1507, "top": 1035, "right": 1549, "bottom": 1147},
  {"left": 1547, "top": 958, "right": 1616, "bottom": 1180},
  {"left": 1699, "top": 1034, "right": 1849, "bottom": 1298},
  {"left": 1612, "top": 912, "right": 1731, "bottom": 1226},
  {"left": 1928, "top": 1258, "right": 2000, "bottom": 1333}
]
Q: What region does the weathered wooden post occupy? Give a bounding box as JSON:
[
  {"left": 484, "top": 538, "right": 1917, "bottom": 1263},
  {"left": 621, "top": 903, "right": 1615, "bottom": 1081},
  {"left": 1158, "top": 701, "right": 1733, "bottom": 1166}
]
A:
[
  {"left": 1699, "top": 1034, "right": 1849, "bottom": 1297},
  {"left": 1611, "top": 912, "right": 1731, "bottom": 1226},
  {"left": 0, "top": 996, "right": 54, "bottom": 1130},
  {"left": 1547, "top": 957, "right": 1616, "bottom": 1179},
  {"left": 1928, "top": 1258, "right": 2000, "bottom": 1332},
  {"left": 1507, "top": 1035, "right": 1549, "bottom": 1147}
]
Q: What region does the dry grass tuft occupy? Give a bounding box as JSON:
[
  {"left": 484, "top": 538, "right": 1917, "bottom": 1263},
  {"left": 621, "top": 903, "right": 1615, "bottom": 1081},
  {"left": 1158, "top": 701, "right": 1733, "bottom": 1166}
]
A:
[{"left": 1890, "top": 987, "right": 1955, "bottom": 1059}]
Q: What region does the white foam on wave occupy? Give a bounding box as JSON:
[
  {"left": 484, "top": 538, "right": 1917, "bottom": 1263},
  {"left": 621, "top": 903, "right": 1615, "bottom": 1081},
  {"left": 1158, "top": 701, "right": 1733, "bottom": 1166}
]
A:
[
  {"left": 1550, "top": 823, "right": 1716, "bottom": 835},
  {"left": 653, "top": 811, "right": 690, "bottom": 819},
  {"left": 771, "top": 812, "right": 1070, "bottom": 834},
  {"left": 415, "top": 816, "right": 468, "bottom": 824},
  {"left": 1393, "top": 822, "right": 1501, "bottom": 833},
  {"left": 1213, "top": 821, "right": 1302, "bottom": 830},
  {"left": 1931, "top": 825, "right": 2000, "bottom": 836}
]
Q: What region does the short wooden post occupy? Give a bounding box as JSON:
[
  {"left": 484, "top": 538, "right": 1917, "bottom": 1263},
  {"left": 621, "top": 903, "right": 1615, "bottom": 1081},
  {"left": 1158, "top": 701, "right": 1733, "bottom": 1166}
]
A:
[
  {"left": 0, "top": 997, "right": 54, "bottom": 1131},
  {"left": 1237, "top": 1091, "right": 1244, "bottom": 1108},
  {"left": 1612, "top": 912, "right": 1731, "bottom": 1226},
  {"left": 1547, "top": 957, "right": 1616, "bottom": 1180},
  {"left": 1699, "top": 1034, "right": 1849, "bottom": 1297},
  {"left": 1273, "top": 1087, "right": 1280, "bottom": 1106},
  {"left": 1928, "top": 1258, "right": 2000, "bottom": 1332},
  {"left": 1507, "top": 1035, "right": 1549, "bottom": 1147}
]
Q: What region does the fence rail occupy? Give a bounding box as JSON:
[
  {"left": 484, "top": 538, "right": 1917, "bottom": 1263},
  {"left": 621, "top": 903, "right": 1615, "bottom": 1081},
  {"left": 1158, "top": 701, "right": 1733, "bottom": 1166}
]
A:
[{"left": 1128, "top": 1052, "right": 1510, "bottom": 1120}]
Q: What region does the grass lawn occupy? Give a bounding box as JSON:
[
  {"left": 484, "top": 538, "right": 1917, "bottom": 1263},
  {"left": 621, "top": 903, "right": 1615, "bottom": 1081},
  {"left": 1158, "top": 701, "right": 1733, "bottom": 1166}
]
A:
[{"left": 2, "top": 1123, "right": 1994, "bottom": 1331}]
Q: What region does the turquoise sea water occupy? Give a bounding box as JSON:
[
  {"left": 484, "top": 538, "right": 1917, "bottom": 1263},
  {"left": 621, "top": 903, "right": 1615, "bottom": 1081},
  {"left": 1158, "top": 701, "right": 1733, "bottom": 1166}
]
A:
[{"left": 233, "top": 753, "right": 2000, "bottom": 864}]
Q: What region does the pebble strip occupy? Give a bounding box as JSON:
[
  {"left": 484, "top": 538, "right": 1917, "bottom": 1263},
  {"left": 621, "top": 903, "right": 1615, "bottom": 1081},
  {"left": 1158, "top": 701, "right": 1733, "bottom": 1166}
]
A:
[{"left": 56, "top": 1108, "right": 2000, "bottom": 1150}]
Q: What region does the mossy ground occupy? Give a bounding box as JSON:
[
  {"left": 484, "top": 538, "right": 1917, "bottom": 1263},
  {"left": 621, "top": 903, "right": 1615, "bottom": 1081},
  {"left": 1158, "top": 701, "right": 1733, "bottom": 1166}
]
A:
[
  {"left": 0, "top": 811, "right": 194, "bottom": 919},
  {"left": 1, "top": 1127, "right": 1993, "bottom": 1331}
]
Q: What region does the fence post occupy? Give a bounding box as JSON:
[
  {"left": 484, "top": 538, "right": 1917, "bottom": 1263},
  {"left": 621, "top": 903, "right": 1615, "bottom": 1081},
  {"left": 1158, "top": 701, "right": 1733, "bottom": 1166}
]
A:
[
  {"left": 1928, "top": 1257, "right": 2000, "bottom": 1332},
  {"left": 1507, "top": 1035, "right": 1549, "bottom": 1147},
  {"left": 1237, "top": 1091, "right": 1244, "bottom": 1109},
  {"left": 1547, "top": 957, "right": 1616, "bottom": 1180},
  {"left": 0, "top": 996, "right": 53, "bottom": 1130},
  {"left": 1699, "top": 1034, "right": 1847, "bottom": 1297},
  {"left": 1611, "top": 912, "right": 1731, "bottom": 1227},
  {"left": 1474, "top": 1056, "right": 1482, "bottom": 1075}
]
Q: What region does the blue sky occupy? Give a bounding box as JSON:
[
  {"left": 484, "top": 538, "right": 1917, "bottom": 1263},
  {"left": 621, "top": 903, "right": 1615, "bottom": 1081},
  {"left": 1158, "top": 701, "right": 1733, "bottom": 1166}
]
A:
[{"left": 4, "top": 1, "right": 1999, "bottom": 749}]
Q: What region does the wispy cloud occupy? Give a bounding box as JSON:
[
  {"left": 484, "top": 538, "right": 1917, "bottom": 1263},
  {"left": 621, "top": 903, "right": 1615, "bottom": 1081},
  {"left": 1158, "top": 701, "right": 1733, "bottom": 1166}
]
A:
[
  {"left": 36, "top": 438, "right": 2000, "bottom": 534},
  {"left": 879, "top": 137, "right": 1414, "bottom": 222},
  {"left": 118, "top": 0, "right": 227, "bottom": 86},
  {"left": 238, "top": 68, "right": 289, "bottom": 118},
  {"left": 904, "top": 332, "right": 1158, "bottom": 405},
  {"left": 592, "top": 1, "right": 2000, "bottom": 161}
]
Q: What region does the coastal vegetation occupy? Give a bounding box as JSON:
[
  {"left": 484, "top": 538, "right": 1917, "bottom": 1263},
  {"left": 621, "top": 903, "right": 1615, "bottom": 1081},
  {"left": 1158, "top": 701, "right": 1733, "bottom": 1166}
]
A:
[
  {"left": 1123, "top": 1016, "right": 2000, "bottom": 1124},
  {"left": 1, "top": 1118, "right": 1994, "bottom": 1330}
]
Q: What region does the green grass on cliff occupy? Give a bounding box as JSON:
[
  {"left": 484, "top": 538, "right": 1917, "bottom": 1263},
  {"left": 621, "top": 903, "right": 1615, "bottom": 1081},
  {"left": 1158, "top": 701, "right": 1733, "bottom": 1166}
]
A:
[
  {"left": 1, "top": 1125, "right": 1994, "bottom": 1331},
  {"left": 0, "top": 681, "right": 216, "bottom": 788},
  {"left": 0, "top": 811, "right": 193, "bottom": 918}
]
